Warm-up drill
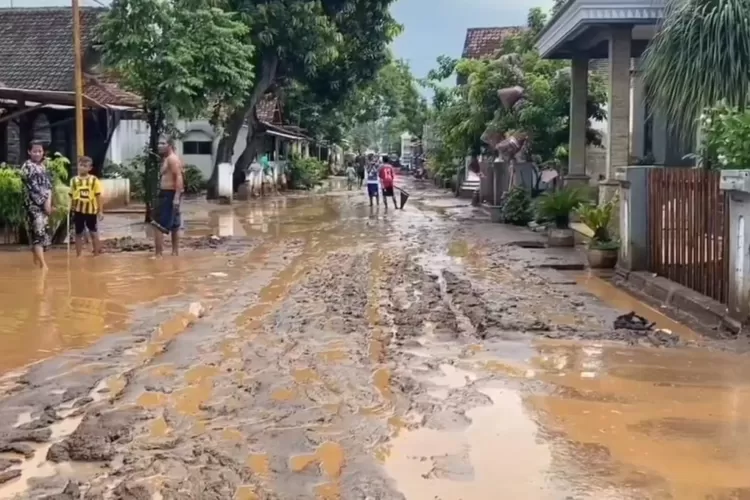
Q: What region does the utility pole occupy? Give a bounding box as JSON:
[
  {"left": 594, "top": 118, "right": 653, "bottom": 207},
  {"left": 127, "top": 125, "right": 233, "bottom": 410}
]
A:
[{"left": 72, "top": 0, "right": 85, "bottom": 157}]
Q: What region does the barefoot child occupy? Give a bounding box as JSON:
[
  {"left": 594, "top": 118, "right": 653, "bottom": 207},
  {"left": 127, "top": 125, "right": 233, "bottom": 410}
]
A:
[
  {"left": 379, "top": 155, "right": 398, "bottom": 209},
  {"left": 70, "top": 156, "right": 103, "bottom": 256}
]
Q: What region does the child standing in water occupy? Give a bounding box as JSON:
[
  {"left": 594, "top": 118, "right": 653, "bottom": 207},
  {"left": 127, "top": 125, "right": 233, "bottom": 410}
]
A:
[
  {"left": 345, "top": 162, "right": 357, "bottom": 190},
  {"left": 69, "top": 156, "right": 103, "bottom": 256}
]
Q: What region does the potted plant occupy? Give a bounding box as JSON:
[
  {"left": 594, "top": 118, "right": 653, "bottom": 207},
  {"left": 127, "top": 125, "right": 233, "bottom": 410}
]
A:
[
  {"left": 535, "top": 187, "right": 585, "bottom": 247},
  {"left": 576, "top": 199, "right": 619, "bottom": 268},
  {"left": 499, "top": 186, "right": 533, "bottom": 225}
]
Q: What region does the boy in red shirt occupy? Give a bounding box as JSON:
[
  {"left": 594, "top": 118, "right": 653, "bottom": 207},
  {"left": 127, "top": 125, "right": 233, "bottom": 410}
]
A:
[{"left": 379, "top": 155, "right": 398, "bottom": 209}]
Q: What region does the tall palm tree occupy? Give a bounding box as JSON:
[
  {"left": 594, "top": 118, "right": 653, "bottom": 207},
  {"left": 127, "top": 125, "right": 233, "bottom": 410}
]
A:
[{"left": 642, "top": 0, "right": 750, "bottom": 139}]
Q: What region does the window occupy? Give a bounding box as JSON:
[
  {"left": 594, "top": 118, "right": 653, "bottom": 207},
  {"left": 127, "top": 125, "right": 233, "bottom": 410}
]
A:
[{"left": 183, "top": 141, "right": 212, "bottom": 155}]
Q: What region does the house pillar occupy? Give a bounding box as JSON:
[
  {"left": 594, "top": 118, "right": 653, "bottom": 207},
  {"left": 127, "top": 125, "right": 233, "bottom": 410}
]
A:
[
  {"left": 600, "top": 25, "right": 632, "bottom": 204},
  {"left": 630, "top": 58, "right": 646, "bottom": 160},
  {"left": 605, "top": 25, "right": 632, "bottom": 179},
  {"left": 565, "top": 56, "right": 589, "bottom": 186}
]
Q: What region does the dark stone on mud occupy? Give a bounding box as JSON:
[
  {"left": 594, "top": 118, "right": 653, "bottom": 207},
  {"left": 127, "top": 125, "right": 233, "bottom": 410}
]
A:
[
  {"left": 47, "top": 409, "right": 143, "bottom": 463},
  {"left": 62, "top": 384, "right": 95, "bottom": 403},
  {"left": 18, "top": 406, "right": 61, "bottom": 430},
  {"left": 144, "top": 384, "right": 173, "bottom": 394},
  {"left": 0, "top": 442, "right": 35, "bottom": 457},
  {"left": 0, "top": 427, "right": 52, "bottom": 444},
  {"left": 112, "top": 482, "right": 151, "bottom": 500},
  {"left": 0, "top": 458, "right": 20, "bottom": 471},
  {"left": 41, "top": 480, "right": 81, "bottom": 500},
  {"left": 0, "top": 468, "right": 21, "bottom": 484},
  {"left": 74, "top": 396, "right": 95, "bottom": 407}
]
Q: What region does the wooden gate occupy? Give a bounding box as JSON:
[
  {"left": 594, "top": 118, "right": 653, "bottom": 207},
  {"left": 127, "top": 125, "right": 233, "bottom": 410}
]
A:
[{"left": 647, "top": 168, "right": 729, "bottom": 304}]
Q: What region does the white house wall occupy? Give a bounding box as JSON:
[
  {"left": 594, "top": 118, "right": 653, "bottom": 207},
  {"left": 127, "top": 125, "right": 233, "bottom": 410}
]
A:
[{"left": 106, "top": 118, "right": 250, "bottom": 179}]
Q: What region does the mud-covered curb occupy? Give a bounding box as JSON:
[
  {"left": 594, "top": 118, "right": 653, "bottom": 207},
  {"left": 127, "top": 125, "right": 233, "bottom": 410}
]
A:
[{"left": 614, "top": 267, "right": 738, "bottom": 339}]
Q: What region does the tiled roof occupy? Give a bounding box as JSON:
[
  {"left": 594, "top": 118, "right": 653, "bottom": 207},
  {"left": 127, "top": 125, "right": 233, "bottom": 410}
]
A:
[
  {"left": 0, "top": 7, "right": 105, "bottom": 92},
  {"left": 0, "top": 7, "right": 139, "bottom": 108},
  {"left": 462, "top": 26, "right": 526, "bottom": 59},
  {"left": 255, "top": 94, "right": 282, "bottom": 124},
  {"left": 84, "top": 74, "right": 141, "bottom": 108}
]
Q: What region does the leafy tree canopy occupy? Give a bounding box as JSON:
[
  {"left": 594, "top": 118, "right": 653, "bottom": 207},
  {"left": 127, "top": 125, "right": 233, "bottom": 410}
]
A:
[
  {"left": 642, "top": 0, "right": 750, "bottom": 138},
  {"left": 100, "top": 0, "right": 254, "bottom": 122},
  {"left": 214, "top": 0, "right": 400, "bottom": 178},
  {"left": 282, "top": 57, "right": 427, "bottom": 154},
  {"left": 423, "top": 8, "right": 606, "bottom": 179},
  {"left": 100, "top": 0, "right": 255, "bottom": 209}
]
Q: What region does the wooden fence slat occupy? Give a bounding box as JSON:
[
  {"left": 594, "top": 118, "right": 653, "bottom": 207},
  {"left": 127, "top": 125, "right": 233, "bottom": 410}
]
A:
[
  {"left": 688, "top": 171, "right": 697, "bottom": 291},
  {"left": 668, "top": 169, "right": 675, "bottom": 281},
  {"left": 693, "top": 172, "right": 706, "bottom": 293},
  {"left": 644, "top": 168, "right": 728, "bottom": 304}
]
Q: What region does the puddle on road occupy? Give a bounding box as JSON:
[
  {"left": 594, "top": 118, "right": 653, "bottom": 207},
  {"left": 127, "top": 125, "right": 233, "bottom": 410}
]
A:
[
  {"left": 386, "top": 331, "right": 750, "bottom": 500},
  {"left": 568, "top": 271, "right": 700, "bottom": 340},
  {"left": 385, "top": 386, "right": 561, "bottom": 500},
  {"left": 0, "top": 252, "right": 237, "bottom": 375},
  {"left": 529, "top": 339, "right": 750, "bottom": 499},
  {"left": 0, "top": 191, "right": 377, "bottom": 376},
  {"left": 290, "top": 441, "right": 346, "bottom": 479}
]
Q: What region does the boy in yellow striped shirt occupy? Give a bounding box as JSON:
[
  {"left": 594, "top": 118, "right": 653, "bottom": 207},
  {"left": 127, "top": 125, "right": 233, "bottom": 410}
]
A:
[{"left": 70, "top": 156, "right": 103, "bottom": 256}]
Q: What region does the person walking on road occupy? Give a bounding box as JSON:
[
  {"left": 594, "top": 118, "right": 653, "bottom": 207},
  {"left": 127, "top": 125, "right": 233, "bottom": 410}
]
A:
[
  {"left": 356, "top": 154, "right": 366, "bottom": 188},
  {"left": 379, "top": 155, "right": 398, "bottom": 209},
  {"left": 20, "top": 140, "right": 53, "bottom": 270},
  {"left": 345, "top": 162, "right": 357, "bottom": 190},
  {"left": 150, "top": 136, "right": 184, "bottom": 257},
  {"left": 365, "top": 157, "right": 380, "bottom": 207}
]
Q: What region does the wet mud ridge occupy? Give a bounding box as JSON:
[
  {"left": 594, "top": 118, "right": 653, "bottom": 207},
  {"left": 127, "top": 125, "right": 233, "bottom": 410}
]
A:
[{"left": 0, "top": 185, "right": 722, "bottom": 500}]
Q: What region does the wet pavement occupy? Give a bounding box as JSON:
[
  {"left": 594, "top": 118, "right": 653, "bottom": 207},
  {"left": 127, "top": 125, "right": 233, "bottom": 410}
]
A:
[{"left": 0, "top": 177, "right": 749, "bottom": 499}]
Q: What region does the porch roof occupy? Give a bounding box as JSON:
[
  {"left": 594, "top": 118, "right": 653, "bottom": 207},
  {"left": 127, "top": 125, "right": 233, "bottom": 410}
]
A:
[{"left": 535, "top": 0, "right": 664, "bottom": 59}]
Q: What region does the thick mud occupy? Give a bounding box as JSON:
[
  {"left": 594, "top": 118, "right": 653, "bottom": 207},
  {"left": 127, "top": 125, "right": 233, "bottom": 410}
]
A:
[{"left": 0, "top": 178, "right": 749, "bottom": 499}]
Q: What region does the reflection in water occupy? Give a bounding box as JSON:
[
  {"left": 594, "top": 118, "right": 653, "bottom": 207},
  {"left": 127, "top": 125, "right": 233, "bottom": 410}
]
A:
[
  {"left": 0, "top": 192, "right": 374, "bottom": 375},
  {"left": 529, "top": 340, "right": 750, "bottom": 499},
  {"left": 0, "top": 251, "right": 234, "bottom": 374},
  {"left": 385, "top": 387, "right": 561, "bottom": 500}
]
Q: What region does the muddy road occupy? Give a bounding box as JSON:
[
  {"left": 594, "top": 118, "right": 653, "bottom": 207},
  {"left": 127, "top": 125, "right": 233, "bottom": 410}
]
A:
[{"left": 1, "top": 179, "right": 750, "bottom": 500}]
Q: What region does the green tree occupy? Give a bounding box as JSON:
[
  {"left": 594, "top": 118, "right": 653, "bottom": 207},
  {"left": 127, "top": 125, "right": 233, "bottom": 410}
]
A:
[
  {"left": 100, "top": 0, "right": 254, "bottom": 214},
  {"left": 424, "top": 9, "right": 606, "bottom": 180},
  {"left": 641, "top": 0, "right": 750, "bottom": 139},
  {"left": 209, "top": 0, "right": 399, "bottom": 196}
]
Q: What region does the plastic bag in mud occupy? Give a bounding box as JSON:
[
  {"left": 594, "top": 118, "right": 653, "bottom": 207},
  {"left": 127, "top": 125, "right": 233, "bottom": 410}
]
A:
[{"left": 398, "top": 188, "right": 410, "bottom": 209}]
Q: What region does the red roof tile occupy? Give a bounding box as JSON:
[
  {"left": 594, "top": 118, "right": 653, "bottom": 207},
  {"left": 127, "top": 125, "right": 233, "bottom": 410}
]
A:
[
  {"left": 255, "top": 94, "right": 282, "bottom": 124},
  {"left": 84, "top": 74, "right": 140, "bottom": 108},
  {"left": 462, "top": 27, "right": 526, "bottom": 59}
]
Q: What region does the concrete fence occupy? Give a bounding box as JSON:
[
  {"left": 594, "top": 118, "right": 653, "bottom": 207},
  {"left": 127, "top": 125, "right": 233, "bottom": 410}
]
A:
[{"left": 101, "top": 179, "right": 130, "bottom": 209}]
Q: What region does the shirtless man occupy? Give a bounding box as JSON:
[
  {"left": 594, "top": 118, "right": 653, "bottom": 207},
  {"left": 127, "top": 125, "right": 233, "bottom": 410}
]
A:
[{"left": 150, "top": 136, "right": 184, "bottom": 257}]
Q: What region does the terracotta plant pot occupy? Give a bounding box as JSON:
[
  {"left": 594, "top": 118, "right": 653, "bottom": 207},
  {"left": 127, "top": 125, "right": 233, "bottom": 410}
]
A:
[
  {"left": 547, "top": 227, "right": 574, "bottom": 247},
  {"left": 586, "top": 247, "right": 619, "bottom": 269}
]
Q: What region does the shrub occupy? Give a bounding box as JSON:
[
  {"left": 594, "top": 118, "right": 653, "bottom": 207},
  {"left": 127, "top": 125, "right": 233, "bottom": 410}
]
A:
[
  {"left": 0, "top": 154, "right": 71, "bottom": 243},
  {"left": 535, "top": 187, "right": 586, "bottom": 229},
  {"left": 183, "top": 164, "right": 205, "bottom": 194},
  {"left": 287, "top": 156, "right": 328, "bottom": 190},
  {"left": 0, "top": 168, "right": 24, "bottom": 241},
  {"left": 102, "top": 157, "right": 145, "bottom": 201},
  {"left": 699, "top": 103, "right": 750, "bottom": 170},
  {"left": 500, "top": 186, "right": 533, "bottom": 226}
]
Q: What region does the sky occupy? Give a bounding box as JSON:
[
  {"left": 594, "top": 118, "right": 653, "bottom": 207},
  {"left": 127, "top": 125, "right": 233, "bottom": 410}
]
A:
[
  {"left": 391, "top": 0, "right": 554, "bottom": 81},
  {"left": 1, "top": 0, "right": 553, "bottom": 82}
]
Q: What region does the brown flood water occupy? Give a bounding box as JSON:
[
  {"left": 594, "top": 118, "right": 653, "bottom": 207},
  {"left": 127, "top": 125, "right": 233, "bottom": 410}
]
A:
[
  {"left": 0, "top": 252, "right": 238, "bottom": 374},
  {"left": 0, "top": 192, "right": 363, "bottom": 376},
  {"left": 383, "top": 239, "right": 750, "bottom": 500},
  {"left": 385, "top": 339, "right": 750, "bottom": 499}
]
